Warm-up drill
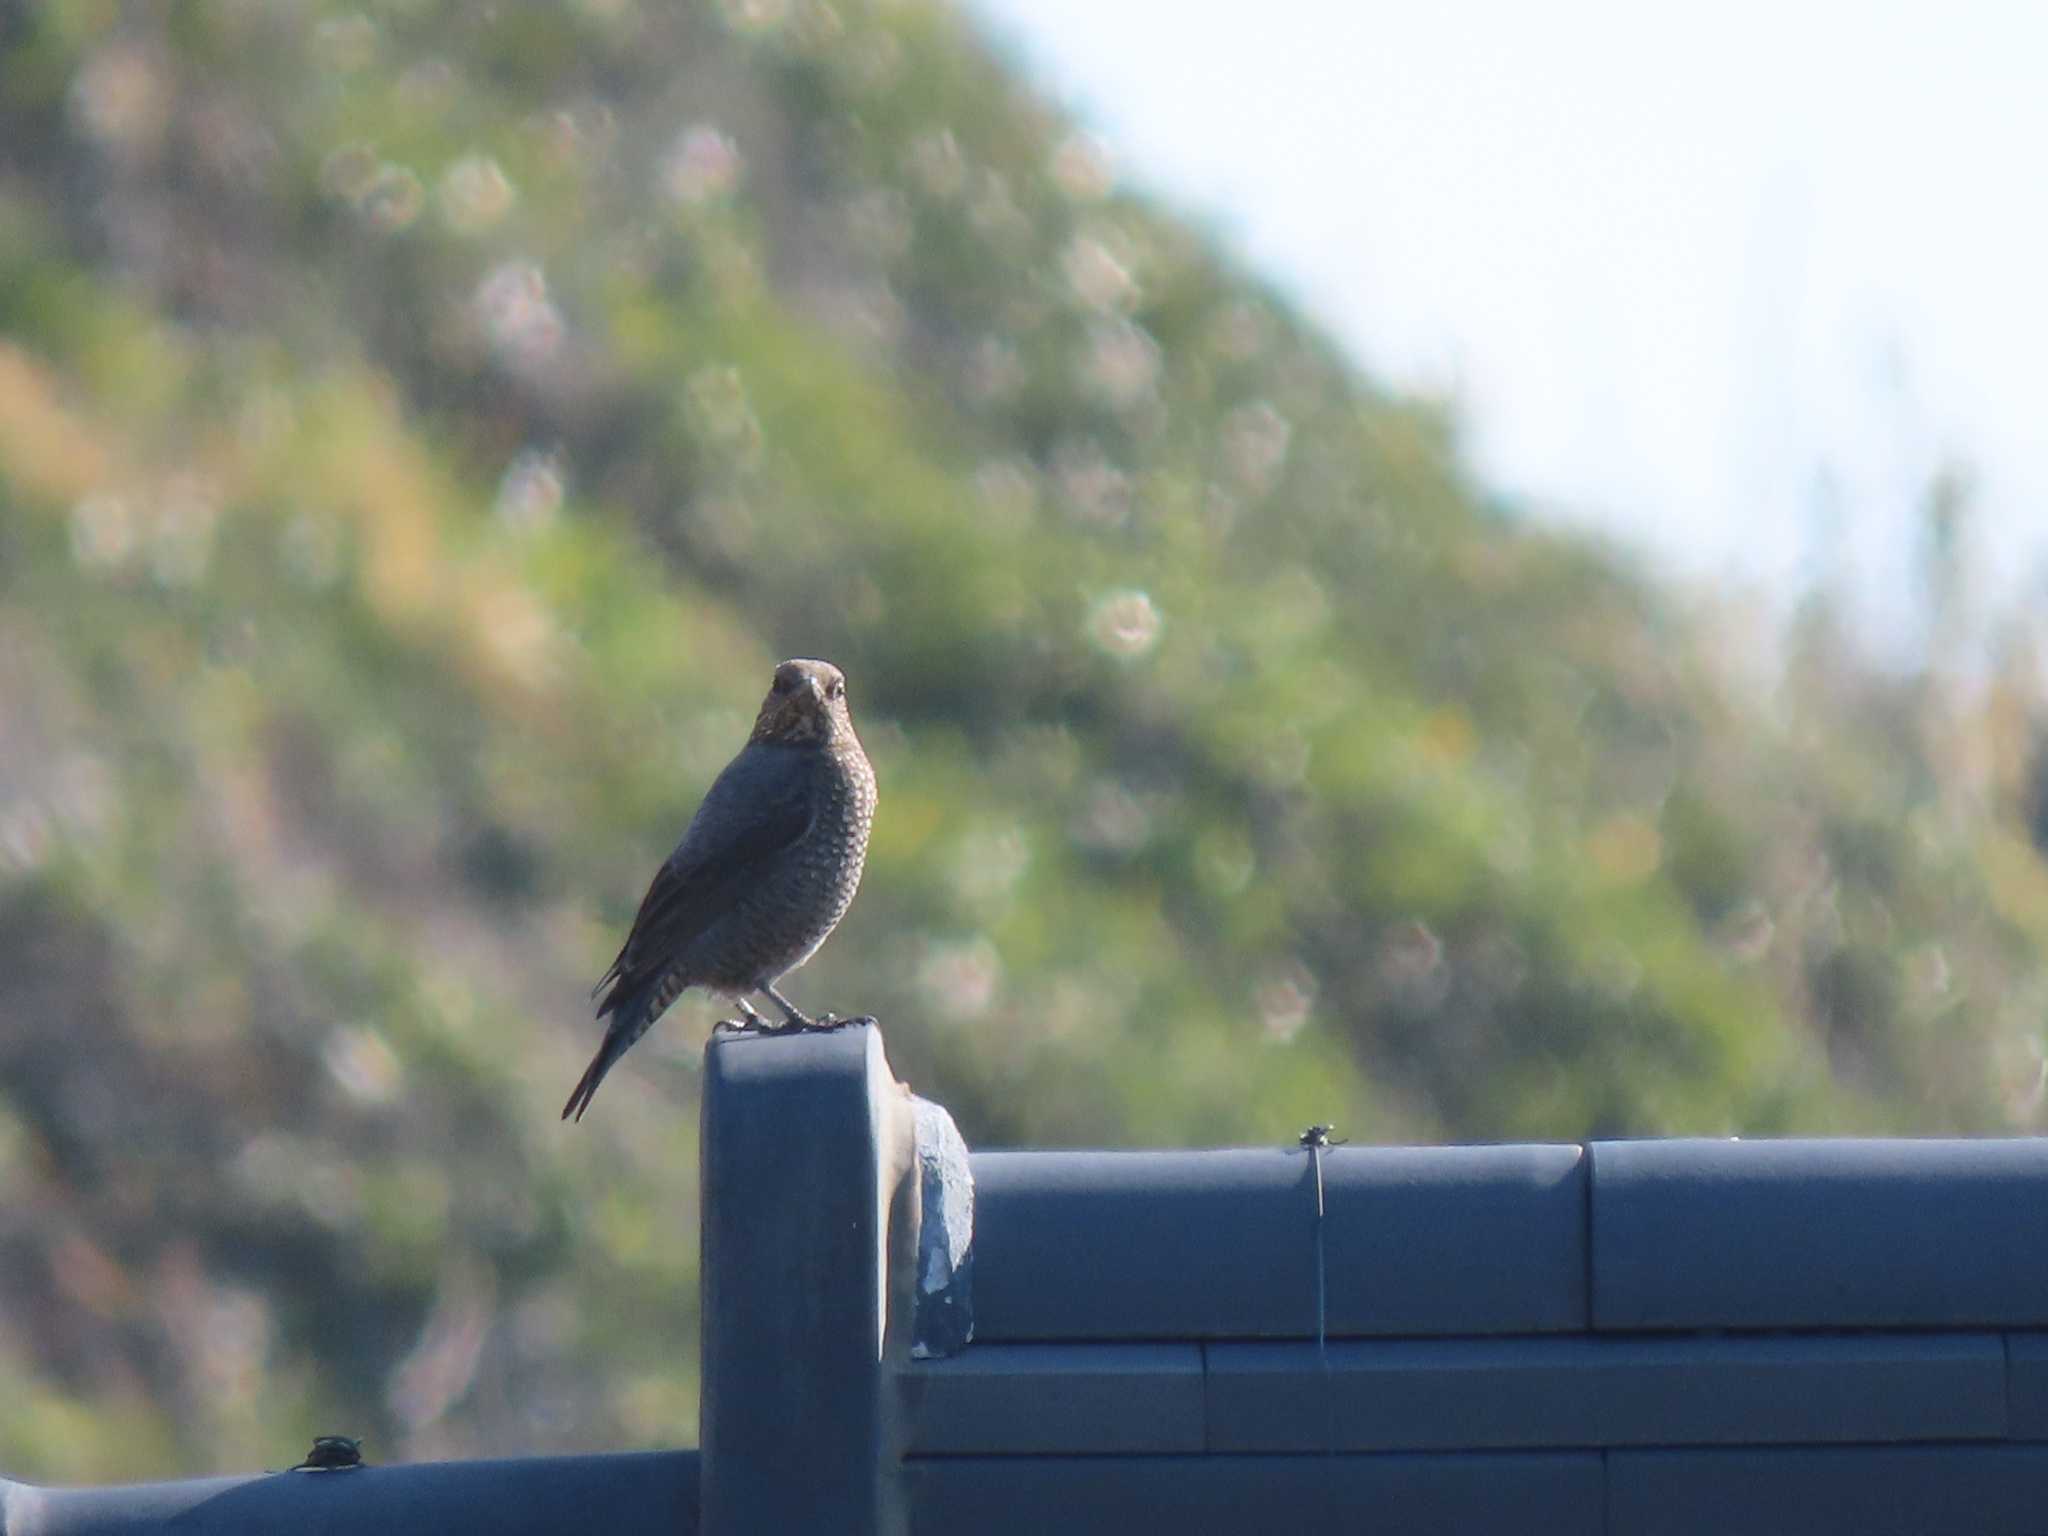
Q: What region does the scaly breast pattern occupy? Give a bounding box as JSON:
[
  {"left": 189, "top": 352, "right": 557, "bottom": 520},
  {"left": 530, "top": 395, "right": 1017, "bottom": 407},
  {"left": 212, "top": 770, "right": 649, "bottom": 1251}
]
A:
[{"left": 689, "top": 736, "right": 876, "bottom": 994}]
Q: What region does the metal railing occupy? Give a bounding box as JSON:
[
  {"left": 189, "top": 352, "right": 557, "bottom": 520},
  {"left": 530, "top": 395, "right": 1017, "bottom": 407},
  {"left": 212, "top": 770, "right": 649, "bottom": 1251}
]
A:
[{"left": 9, "top": 1022, "right": 2048, "bottom": 1535}]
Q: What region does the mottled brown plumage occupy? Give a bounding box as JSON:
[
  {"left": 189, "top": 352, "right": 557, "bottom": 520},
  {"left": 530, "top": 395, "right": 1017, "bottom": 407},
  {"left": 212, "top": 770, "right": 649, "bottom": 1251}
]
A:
[{"left": 562, "top": 658, "right": 875, "bottom": 1121}]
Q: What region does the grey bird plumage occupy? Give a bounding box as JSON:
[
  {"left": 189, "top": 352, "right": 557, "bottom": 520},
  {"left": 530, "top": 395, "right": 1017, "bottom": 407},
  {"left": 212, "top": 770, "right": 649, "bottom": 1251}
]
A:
[{"left": 563, "top": 658, "right": 876, "bottom": 1122}]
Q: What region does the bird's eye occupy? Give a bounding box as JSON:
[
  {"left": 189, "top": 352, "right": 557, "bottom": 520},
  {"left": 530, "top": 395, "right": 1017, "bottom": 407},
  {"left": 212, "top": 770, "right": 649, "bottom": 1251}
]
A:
[
  {"left": 827, "top": 679, "right": 844, "bottom": 700},
  {"left": 770, "top": 674, "right": 791, "bottom": 695}
]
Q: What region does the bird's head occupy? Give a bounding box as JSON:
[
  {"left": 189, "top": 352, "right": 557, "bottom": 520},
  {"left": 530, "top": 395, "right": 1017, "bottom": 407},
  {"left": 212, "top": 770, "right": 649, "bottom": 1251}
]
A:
[{"left": 748, "top": 658, "right": 854, "bottom": 747}]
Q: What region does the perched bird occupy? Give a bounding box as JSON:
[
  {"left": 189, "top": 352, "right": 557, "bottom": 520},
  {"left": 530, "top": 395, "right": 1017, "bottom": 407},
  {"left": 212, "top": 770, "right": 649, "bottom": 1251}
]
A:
[{"left": 562, "top": 658, "right": 876, "bottom": 1122}]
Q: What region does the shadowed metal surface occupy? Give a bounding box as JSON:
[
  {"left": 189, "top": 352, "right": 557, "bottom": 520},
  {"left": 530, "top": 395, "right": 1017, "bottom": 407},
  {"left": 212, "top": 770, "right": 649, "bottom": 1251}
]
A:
[
  {"left": 1592, "top": 1138, "right": 2048, "bottom": 1329},
  {"left": 698, "top": 1022, "right": 915, "bottom": 1536},
  {"left": 1204, "top": 1334, "right": 2006, "bottom": 1452},
  {"left": 903, "top": 1344, "right": 1203, "bottom": 1454},
  {"left": 0, "top": 1452, "right": 696, "bottom": 1536},
  {"left": 21, "top": 1046, "right": 2048, "bottom": 1536},
  {"left": 907, "top": 1451, "right": 1605, "bottom": 1536},
  {"left": 969, "top": 1142, "right": 1585, "bottom": 1340},
  {"left": 1606, "top": 1445, "right": 2048, "bottom": 1536}
]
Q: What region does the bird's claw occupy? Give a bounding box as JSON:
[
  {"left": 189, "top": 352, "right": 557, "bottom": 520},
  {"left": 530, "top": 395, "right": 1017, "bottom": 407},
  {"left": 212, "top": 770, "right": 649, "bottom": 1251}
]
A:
[
  {"left": 711, "top": 1014, "right": 811, "bottom": 1036},
  {"left": 795, "top": 1012, "right": 876, "bottom": 1033},
  {"left": 718, "top": 1012, "right": 875, "bottom": 1037}
]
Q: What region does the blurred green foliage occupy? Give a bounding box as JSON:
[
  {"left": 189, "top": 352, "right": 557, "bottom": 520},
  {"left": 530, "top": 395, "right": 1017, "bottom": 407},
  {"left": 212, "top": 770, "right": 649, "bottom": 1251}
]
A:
[{"left": 4, "top": 0, "right": 2047, "bottom": 1487}]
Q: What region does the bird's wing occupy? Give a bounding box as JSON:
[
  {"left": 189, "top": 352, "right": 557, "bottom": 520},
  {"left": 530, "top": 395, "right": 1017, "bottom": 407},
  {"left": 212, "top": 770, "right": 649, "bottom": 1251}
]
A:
[{"left": 594, "top": 745, "right": 814, "bottom": 1012}]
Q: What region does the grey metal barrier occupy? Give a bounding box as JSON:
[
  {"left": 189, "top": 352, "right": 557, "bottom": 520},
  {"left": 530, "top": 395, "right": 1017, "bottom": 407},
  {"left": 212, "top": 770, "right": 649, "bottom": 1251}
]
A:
[{"left": 9, "top": 1021, "right": 2048, "bottom": 1535}]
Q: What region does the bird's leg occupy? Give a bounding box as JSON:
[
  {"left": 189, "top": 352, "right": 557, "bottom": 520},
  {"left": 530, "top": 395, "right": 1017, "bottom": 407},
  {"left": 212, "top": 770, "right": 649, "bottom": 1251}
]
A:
[
  {"left": 756, "top": 984, "right": 870, "bottom": 1034},
  {"left": 760, "top": 983, "right": 816, "bottom": 1033},
  {"left": 713, "top": 997, "right": 772, "bottom": 1034}
]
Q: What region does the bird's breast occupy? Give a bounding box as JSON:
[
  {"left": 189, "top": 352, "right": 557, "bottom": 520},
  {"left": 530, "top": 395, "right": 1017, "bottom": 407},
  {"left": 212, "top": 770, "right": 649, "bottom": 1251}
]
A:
[{"left": 688, "top": 740, "right": 873, "bottom": 990}]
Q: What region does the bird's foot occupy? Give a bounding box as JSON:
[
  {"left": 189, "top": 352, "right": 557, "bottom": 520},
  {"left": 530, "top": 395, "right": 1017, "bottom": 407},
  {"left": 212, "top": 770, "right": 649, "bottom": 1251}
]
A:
[
  {"left": 713, "top": 1013, "right": 810, "bottom": 1036},
  {"left": 714, "top": 999, "right": 776, "bottom": 1034},
  {"left": 749, "top": 1012, "right": 876, "bottom": 1037},
  {"left": 805, "top": 1012, "right": 877, "bottom": 1033}
]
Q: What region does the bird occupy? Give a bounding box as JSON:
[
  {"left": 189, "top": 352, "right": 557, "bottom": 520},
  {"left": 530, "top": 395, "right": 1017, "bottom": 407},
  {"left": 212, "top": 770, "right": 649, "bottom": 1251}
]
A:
[{"left": 562, "top": 658, "right": 876, "bottom": 1122}]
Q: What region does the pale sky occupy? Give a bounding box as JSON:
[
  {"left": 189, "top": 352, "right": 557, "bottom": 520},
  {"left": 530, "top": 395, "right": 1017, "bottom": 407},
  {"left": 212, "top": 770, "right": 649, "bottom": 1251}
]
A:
[{"left": 972, "top": 0, "right": 2048, "bottom": 643}]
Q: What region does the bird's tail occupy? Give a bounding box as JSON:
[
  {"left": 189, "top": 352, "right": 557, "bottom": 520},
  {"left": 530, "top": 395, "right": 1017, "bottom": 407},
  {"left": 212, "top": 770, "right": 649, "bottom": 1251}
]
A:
[{"left": 562, "top": 995, "right": 659, "bottom": 1123}]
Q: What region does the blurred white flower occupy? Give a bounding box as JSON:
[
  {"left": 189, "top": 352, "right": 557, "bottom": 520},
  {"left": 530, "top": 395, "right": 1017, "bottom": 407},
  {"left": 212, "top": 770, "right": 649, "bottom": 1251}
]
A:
[
  {"left": 1086, "top": 589, "right": 1163, "bottom": 659},
  {"left": 716, "top": 0, "right": 790, "bottom": 35},
  {"left": 1380, "top": 919, "right": 1445, "bottom": 989},
  {"left": 1256, "top": 962, "right": 1318, "bottom": 1044},
  {"left": 440, "top": 154, "right": 517, "bottom": 233},
  {"left": 280, "top": 510, "right": 343, "bottom": 589},
  {"left": 358, "top": 163, "right": 424, "bottom": 233},
  {"left": 684, "top": 365, "right": 761, "bottom": 457},
  {"left": 905, "top": 128, "right": 966, "bottom": 199},
  {"left": 322, "top": 1024, "right": 404, "bottom": 1106},
  {"left": 148, "top": 477, "right": 220, "bottom": 587},
  {"left": 1061, "top": 234, "right": 1135, "bottom": 312},
  {"left": 663, "top": 125, "right": 742, "bottom": 205},
  {"left": 1078, "top": 321, "right": 1160, "bottom": 410},
  {"left": 846, "top": 187, "right": 912, "bottom": 260},
  {"left": 1071, "top": 778, "right": 1152, "bottom": 853},
  {"left": 312, "top": 14, "right": 378, "bottom": 73},
  {"left": 1049, "top": 133, "right": 1114, "bottom": 201},
  {"left": 318, "top": 142, "right": 380, "bottom": 202},
  {"left": 966, "top": 335, "right": 1025, "bottom": 404},
  {"left": 1222, "top": 400, "right": 1292, "bottom": 493},
  {"left": 474, "top": 262, "right": 564, "bottom": 367},
  {"left": 70, "top": 494, "right": 135, "bottom": 570},
  {"left": 68, "top": 46, "right": 167, "bottom": 160},
  {"left": 0, "top": 803, "right": 53, "bottom": 873},
  {"left": 918, "top": 938, "right": 1002, "bottom": 1019},
  {"left": 495, "top": 450, "right": 566, "bottom": 533},
  {"left": 951, "top": 822, "right": 1030, "bottom": 909},
  {"left": 1053, "top": 442, "right": 1131, "bottom": 527}
]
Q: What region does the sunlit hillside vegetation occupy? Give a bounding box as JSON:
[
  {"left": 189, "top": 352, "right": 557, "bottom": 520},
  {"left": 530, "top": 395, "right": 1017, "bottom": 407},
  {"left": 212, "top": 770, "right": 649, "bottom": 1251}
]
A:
[{"left": 3, "top": 0, "right": 2046, "bottom": 1483}]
